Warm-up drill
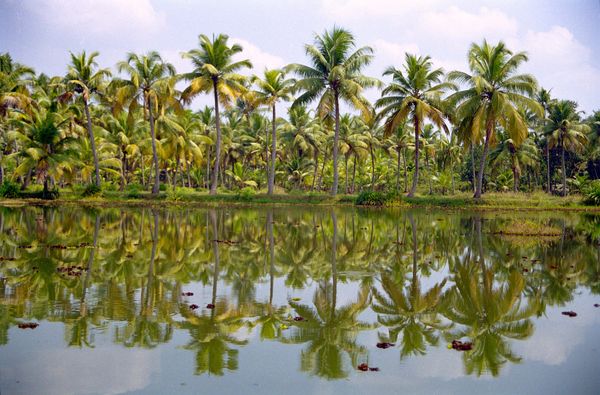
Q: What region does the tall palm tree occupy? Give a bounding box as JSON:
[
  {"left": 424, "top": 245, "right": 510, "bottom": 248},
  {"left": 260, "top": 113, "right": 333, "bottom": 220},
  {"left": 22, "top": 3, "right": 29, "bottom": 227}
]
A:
[
  {"left": 288, "top": 27, "right": 380, "bottom": 195},
  {"left": 0, "top": 53, "right": 34, "bottom": 117},
  {"left": 66, "top": 51, "right": 111, "bottom": 187},
  {"left": 545, "top": 100, "right": 589, "bottom": 196},
  {"left": 375, "top": 54, "right": 453, "bottom": 197},
  {"left": 115, "top": 52, "right": 176, "bottom": 194},
  {"left": 536, "top": 88, "right": 553, "bottom": 193},
  {"left": 182, "top": 34, "right": 252, "bottom": 195},
  {"left": 253, "top": 69, "right": 295, "bottom": 194},
  {"left": 448, "top": 41, "right": 542, "bottom": 198}
]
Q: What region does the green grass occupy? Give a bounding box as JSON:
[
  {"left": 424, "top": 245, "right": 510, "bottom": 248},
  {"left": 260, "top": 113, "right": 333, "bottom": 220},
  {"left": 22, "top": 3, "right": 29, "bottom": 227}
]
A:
[{"left": 0, "top": 187, "right": 597, "bottom": 211}]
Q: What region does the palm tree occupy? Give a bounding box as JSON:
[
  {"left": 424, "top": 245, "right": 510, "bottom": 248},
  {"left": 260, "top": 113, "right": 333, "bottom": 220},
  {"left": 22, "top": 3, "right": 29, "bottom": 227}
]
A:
[
  {"left": 448, "top": 41, "right": 541, "bottom": 198},
  {"left": 115, "top": 52, "right": 176, "bottom": 194},
  {"left": 545, "top": 100, "right": 589, "bottom": 196},
  {"left": 489, "top": 132, "right": 539, "bottom": 192},
  {"left": 536, "top": 88, "right": 553, "bottom": 193},
  {"left": 0, "top": 53, "right": 34, "bottom": 117},
  {"left": 181, "top": 34, "right": 252, "bottom": 195},
  {"left": 288, "top": 27, "right": 380, "bottom": 195},
  {"left": 375, "top": 54, "right": 452, "bottom": 197},
  {"left": 253, "top": 69, "right": 295, "bottom": 194},
  {"left": 66, "top": 51, "right": 111, "bottom": 187},
  {"left": 383, "top": 122, "right": 412, "bottom": 193},
  {"left": 8, "top": 107, "right": 79, "bottom": 194}
]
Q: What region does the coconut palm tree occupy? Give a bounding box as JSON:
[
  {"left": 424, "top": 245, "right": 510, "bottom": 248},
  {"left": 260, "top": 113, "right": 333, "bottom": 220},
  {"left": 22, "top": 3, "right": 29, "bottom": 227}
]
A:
[
  {"left": 536, "top": 88, "right": 553, "bottom": 193},
  {"left": 65, "top": 51, "right": 111, "bottom": 187},
  {"left": 115, "top": 52, "right": 176, "bottom": 194},
  {"left": 253, "top": 69, "right": 295, "bottom": 194},
  {"left": 181, "top": 34, "right": 252, "bottom": 195},
  {"left": 8, "top": 107, "right": 79, "bottom": 194},
  {"left": 545, "top": 100, "right": 589, "bottom": 196},
  {"left": 448, "top": 41, "right": 542, "bottom": 198},
  {"left": 288, "top": 27, "right": 380, "bottom": 195},
  {"left": 375, "top": 54, "right": 453, "bottom": 197},
  {"left": 0, "top": 53, "right": 34, "bottom": 117},
  {"left": 489, "top": 132, "right": 539, "bottom": 192}
]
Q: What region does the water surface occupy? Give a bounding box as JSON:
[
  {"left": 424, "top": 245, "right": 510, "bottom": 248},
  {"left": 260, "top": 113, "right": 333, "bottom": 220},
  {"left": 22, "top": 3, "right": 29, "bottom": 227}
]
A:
[{"left": 0, "top": 206, "right": 599, "bottom": 394}]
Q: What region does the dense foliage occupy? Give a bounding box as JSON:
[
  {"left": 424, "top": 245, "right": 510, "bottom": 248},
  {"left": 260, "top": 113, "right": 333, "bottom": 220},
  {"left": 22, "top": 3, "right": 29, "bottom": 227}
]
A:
[{"left": 0, "top": 28, "right": 597, "bottom": 200}]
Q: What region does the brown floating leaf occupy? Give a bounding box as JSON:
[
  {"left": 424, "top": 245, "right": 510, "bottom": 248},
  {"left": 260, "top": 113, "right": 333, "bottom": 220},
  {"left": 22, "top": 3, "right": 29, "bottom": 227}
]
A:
[
  {"left": 594, "top": 304, "right": 599, "bottom": 308},
  {"left": 376, "top": 342, "right": 394, "bottom": 349},
  {"left": 451, "top": 340, "right": 473, "bottom": 351},
  {"left": 18, "top": 322, "right": 39, "bottom": 329},
  {"left": 189, "top": 304, "right": 199, "bottom": 310},
  {"left": 369, "top": 367, "right": 380, "bottom": 372},
  {"left": 206, "top": 303, "right": 215, "bottom": 309},
  {"left": 357, "top": 363, "right": 369, "bottom": 372},
  {"left": 182, "top": 292, "right": 194, "bottom": 296},
  {"left": 293, "top": 316, "right": 305, "bottom": 322},
  {"left": 562, "top": 311, "right": 577, "bottom": 317}
]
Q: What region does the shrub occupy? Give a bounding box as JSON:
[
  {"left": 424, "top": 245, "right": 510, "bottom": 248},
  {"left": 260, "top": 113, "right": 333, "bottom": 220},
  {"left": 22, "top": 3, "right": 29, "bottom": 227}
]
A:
[
  {"left": 81, "top": 184, "right": 102, "bottom": 197},
  {"left": 0, "top": 180, "right": 20, "bottom": 198},
  {"left": 159, "top": 183, "right": 167, "bottom": 192},
  {"left": 583, "top": 181, "right": 600, "bottom": 206},
  {"left": 125, "top": 183, "right": 143, "bottom": 199},
  {"left": 355, "top": 191, "right": 388, "bottom": 206},
  {"left": 166, "top": 186, "right": 185, "bottom": 201},
  {"left": 236, "top": 186, "right": 255, "bottom": 201},
  {"left": 20, "top": 189, "right": 59, "bottom": 200}
]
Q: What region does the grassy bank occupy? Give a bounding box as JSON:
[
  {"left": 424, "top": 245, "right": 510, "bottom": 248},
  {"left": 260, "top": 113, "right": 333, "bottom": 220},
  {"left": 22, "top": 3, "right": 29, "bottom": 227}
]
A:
[{"left": 1, "top": 188, "right": 599, "bottom": 211}]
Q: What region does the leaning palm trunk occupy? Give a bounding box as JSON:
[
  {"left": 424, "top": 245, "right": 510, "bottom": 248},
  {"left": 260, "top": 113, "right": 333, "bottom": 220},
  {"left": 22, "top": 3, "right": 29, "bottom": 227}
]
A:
[
  {"left": 408, "top": 116, "right": 420, "bottom": 197},
  {"left": 210, "top": 82, "right": 221, "bottom": 195},
  {"left": 83, "top": 99, "right": 100, "bottom": 187},
  {"left": 147, "top": 96, "right": 160, "bottom": 195},
  {"left": 268, "top": 105, "right": 276, "bottom": 195},
  {"left": 331, "top": 93, "right": 341, "bottom": 196}
]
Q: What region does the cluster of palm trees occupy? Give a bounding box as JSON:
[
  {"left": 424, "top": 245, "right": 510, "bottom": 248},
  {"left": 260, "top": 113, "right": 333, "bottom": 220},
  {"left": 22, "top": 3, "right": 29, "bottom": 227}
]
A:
[
  {"left": 1, "top": 206, "right": 598, "bottom": 377},
  {"left": 1, "top": 27, "right": 597, "bottom": 197}
]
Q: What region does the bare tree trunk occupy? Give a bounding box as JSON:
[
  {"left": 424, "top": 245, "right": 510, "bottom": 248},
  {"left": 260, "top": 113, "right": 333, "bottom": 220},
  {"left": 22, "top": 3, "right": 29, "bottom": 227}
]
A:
[
  {"left": 396, "top": 147, "right": 401, "bottom": 193},
  {"left": 147, "top": 97, "right": 160, "bottom": 195},
  {"left": 210, "top": 81, "right": 221, "bottom": 195},
  {"left": 474, "top": 124, "right": 493, "bottom": 199},
  {"left": 344, "top": 154, "right": 349, "bottom": 194},
  {"left": 352, "top": 155, "right": 357, "bottom": 193},
  {"left": 370, "top": 146, "right": 376, "bottom": 190},
  {"left": 331, "top": 92, "right": 340, "bottom": 196},
  {"left": 408, "top": 115, "right": 420, "bottom": 197},
  {"left": 562, "top": 142, "right": 567, "bottom": 197},
  {"left": 471, "top": 143, "right": 476, "bottom": 193},
  {"left": 546, "top": 143, "right": 551, "bottom": 194},
  {"left": 403, "top": 148, "right": 408, "bottom": 193},
  {"left": 268, "top": 104, "right": 277, "bottom": 195},
  {"left": 83, "top": 99, "right": 101, "bottom": 187}
]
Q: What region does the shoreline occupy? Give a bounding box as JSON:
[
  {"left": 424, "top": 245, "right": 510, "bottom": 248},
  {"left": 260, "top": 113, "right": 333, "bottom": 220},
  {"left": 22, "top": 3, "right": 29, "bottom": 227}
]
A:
[{"left": 1, "top": 192, "right": 599, "bottom": 212}]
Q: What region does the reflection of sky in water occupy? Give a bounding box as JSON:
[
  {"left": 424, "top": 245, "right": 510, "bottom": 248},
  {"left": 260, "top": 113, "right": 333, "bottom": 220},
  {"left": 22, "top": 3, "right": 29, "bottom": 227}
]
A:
[{"left": 1, "top": 207, "right": 599, "bottom": 394}]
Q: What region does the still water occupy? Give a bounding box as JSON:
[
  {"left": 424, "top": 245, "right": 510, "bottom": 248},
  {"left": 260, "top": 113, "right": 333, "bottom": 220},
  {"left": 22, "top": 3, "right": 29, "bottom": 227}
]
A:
[{"left": 0, "top": 205, "right": 599, "bottom": 394}]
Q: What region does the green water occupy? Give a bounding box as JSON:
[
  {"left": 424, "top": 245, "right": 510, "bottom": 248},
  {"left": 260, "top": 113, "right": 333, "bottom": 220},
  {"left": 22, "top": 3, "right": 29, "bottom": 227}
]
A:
[{"left": 0, "top": 206, "right": 599, "bottom": 395}]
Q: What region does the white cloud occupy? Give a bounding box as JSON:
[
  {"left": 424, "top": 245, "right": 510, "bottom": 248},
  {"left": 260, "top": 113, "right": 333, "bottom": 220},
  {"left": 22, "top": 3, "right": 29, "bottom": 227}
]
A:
[
  {"left": 419, "top": 6, "right": 518, "bottom": 43},
  {"left": 511, "top": 26, "right": 600, "bottom": 111},
  {"left": 231, "top": 38, "right": 286, "bottom": 73},
  {"left": 320, "top": 0, "right": 438, "bottom": 20},
  {"left": 24, "top": 0, "right": 166, "bottom": 36},
  {"left": 373, "top": 39, "right": 421, "bottom": 63}
]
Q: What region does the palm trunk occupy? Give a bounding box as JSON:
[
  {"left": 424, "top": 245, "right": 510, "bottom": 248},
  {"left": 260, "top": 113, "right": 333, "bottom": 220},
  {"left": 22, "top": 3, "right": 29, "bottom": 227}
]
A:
[
  {"left": 311, "top": 150, "right": 319, "bottom": 192},
  {"left": 408, "top": 115, "right": 420, "bottom": 197},
  {"left": 83, "top": 99, "right": 100, "bottom": 187},
  {"left": 352, "top": 155, "right": 357, "bottom": 193},
  {"left": 513, "top": 166, "right": 519, "bottom": 192},
  {"left": 318, "top": 151, "right": 327, "bottom": 191},
  {"left": 268, "top": 104, "right": 276, "bottom": 195},
  {"left": 474, "top": 123, "right": 493, "bottom": 199},
  {"left": 370, "top": 146, "right": 376, "bottom": 190},
  {"left": 562, "top": 142, "right": 567, "bottom": 197},
  {"left": 470, "top": 143, "right": 476, "bottom": 193},
  {"left": 403, "top": 148, "right": 408, "bottom": 192},
  {"left": 147, "top": 96, "right": 160, "bottom": 195},
  {"left": 344, "top": 154, "right": 349, "bottom": 194},
  {"left": 210, "top": 81, "right": 221, "bottom": 195},
  {"left": 396, "top": 147, "right": 401, "bottom": 192},
  {"left": 546, "top": 143, "right": 551, "bottom": 194},
  {"left": 331, "top": 91, "right": 340, "bottom": 196}
]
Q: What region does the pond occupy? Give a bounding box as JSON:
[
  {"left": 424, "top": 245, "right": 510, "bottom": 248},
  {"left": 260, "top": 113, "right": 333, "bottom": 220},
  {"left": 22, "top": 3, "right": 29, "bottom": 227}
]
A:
[{"left": 0, "top": 205, "right": 599, "bottom": 394}]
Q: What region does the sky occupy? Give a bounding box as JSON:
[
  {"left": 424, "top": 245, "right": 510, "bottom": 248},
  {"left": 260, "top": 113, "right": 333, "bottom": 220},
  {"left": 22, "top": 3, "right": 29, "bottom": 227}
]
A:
[{"left": 1, "top": 0, "right": 599, "bottom": 113}]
